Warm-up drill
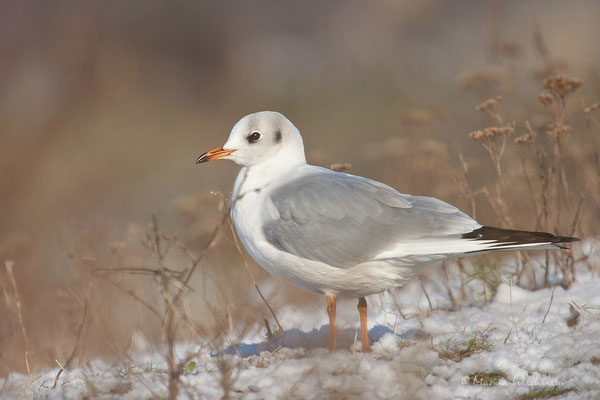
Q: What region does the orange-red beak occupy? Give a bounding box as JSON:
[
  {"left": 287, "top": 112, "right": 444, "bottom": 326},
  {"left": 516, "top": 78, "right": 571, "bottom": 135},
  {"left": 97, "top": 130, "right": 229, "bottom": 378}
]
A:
[{"left": 196, "top": 146, "right": 235, "bottom": 164}]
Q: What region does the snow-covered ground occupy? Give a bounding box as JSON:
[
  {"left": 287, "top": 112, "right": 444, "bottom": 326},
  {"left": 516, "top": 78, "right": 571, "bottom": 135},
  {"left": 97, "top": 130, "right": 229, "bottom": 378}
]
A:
[{"left": 2, "top": 247, "right": 600, "bottom": 399}]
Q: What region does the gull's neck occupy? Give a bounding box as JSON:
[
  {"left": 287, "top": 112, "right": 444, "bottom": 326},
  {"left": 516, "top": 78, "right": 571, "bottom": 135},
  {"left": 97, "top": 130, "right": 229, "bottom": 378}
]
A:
[{"left": 233, "top": 145, "right": 307, "bottom": 202}]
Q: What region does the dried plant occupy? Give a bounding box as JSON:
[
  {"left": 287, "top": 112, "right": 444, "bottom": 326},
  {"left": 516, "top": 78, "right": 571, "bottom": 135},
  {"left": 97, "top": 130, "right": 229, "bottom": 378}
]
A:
[
  {"left": 462, "top": 12, "right": 591, "bottom": 290},
  {"left": 469, "top": 74, "right": 586, "bottom": 287},
  {"left": 538, "top": 93, "right": 554, "bottom": 106},
  {"left": 469, "top": 126, "right": 513, "bottom": 143},
  {"left": 543, "top": 76, "right": 582, "bottom": 100},
  {"left": 401, "top": 109, "right": 434, "bottom": 128},
  {"left": 475, "top": 96, "right": 503, "bottom": 124},
  {"left": 3, "top": 261, "right": 33, "bottom": 380},
  {"left": 458, "top": 66, "right": 510, "bottom": 93},
  {"left": 468, "top": 123, "right": 514, "bottom": 227},
  {"left": 62, "top": 206, "right": 230, "bottom": 399}
]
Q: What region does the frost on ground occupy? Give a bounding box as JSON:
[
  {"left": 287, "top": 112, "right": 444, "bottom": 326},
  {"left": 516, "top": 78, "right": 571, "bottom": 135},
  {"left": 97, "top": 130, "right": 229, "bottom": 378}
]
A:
[{"left": 2, "top": 248, "right": 600, "bottom": 400}]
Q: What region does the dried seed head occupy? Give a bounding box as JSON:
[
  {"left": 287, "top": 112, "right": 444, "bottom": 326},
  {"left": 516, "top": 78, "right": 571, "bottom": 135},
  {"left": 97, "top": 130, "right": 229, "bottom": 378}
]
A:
[
  {"left": 476, "top": 96, "right": 502, "bottom": 112},
  {"left": 544, "top": 122, "right": 572, "bottom": 138},
  {"left": 469, "top": 126, "right": 514, "bottom": 142},
  {"left": 514, "top": 133, "right": 536, "bottom": 144},
  {"left": 330, "top": 163, "right": 351, "bottom": 172},
  {"left": 458, "top": 67, "right": 509, "bottom": 91},
  {"left": 584, "top": 102, "right": 600, "bottom": 114},
  {"left": 543, "top": 76, "right": 582, "bottom": 98},
  {"left": 538, "top": 93, "right": 554, "bottom": 105},
  {"left": 545, "top": 123, "right": 572, "bottom": 138},
  {"left": 401, "top": 109, "right": 433, "bottom": 127}
]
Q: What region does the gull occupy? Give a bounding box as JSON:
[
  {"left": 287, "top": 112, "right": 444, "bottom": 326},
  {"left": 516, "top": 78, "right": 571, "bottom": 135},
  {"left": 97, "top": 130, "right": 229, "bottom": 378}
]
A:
[{"left": 196, "top": 111, "right": 579, "bottom": 352}]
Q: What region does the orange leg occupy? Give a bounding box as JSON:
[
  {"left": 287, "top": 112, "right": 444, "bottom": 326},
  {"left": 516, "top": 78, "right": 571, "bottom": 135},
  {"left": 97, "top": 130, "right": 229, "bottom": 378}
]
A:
[
  {"left": 357, "top": 297, "right": 371, "bottom": 352},
  {"left": 326, "top": 294, "right": 336, "bottom": 351}
]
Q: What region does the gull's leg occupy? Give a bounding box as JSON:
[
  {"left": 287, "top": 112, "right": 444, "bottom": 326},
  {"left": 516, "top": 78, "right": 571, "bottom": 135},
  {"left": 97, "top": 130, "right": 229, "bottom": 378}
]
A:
[
  {"left": 326, "top": 294, "right": 336, "bottom": 351},
  {"left": 357, "top": 297, "right": 371, "bottom": 352}
]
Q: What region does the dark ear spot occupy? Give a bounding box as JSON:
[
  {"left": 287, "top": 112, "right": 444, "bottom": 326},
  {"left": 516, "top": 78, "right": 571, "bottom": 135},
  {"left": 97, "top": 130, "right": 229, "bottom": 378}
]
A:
[{"left": 274, "top": 130, "right": 282, "bottom": 143}]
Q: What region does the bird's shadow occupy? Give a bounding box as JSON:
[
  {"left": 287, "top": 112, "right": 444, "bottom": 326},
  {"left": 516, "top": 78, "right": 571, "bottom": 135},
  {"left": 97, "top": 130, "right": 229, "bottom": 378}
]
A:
[{"left": 224, "top": 325, "right": 429, "bottom": 357}]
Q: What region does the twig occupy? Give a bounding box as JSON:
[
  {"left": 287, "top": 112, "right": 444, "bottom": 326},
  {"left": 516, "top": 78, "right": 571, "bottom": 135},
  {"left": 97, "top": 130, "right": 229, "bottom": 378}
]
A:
[
  {"left": 529, "top": 5, "right": 554, "bottom": 71},
  {"left": 457, "top": 153, "right": 477, "bottom": 218},
  {"left": 176, "top": 205, "right": 228, "bottom": 299},
  {"left": 541, "top": 286, "right": 556, "bottom": 325},
  {"left": 517, "top": 130, "right": 540, "bottom": 218},
  {"left": 150, "top": 214, "right": 164, "bottom": 263},
  {"left": 570, "top": 189, "right": 587, "bottom": 237},
  {"left": 92, "top": 266, "right": 185, "bottom": 277},
  {"left": 457, "top": 260, "right": 468, "bottom": 302},
  {"left": 420, "top": 278, "right": 433, "bottom": 317},
  {"left": 53, "top": 282, "right": 93, "bottom": 388},
  {"left": 388, "top": 290, "right": 408, "bottom": 320},
  {"left": 149, "top": 217, "right": 180, "bottom": 400},
  {"left": 508, "top": 280, "right": 522, "bottom": 344},
  {"left": 4, "top": 260, "right": 32, "bottom": 377},
  {"left": 227, "top": 218, "right": 283, "bottom": 333},
  {"left": 103, "top": 278, "right": 162, "bottom": 319},
  {"left": 441, "top": 262, "right": 457, "bottom": 309},
  {"left": 264, "top": 319, "right": 273, "bottom": 339}
]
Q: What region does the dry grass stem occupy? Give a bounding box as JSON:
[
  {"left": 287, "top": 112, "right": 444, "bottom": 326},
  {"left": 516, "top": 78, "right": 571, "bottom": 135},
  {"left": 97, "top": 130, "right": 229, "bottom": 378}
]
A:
[
  {"left": 53, "top": 282, "right": 93, "bottom": 388},
  {"left": 508, "top": 280, "right": 522, "bottom": 344},
  {"left": 4, "top": 260, "right": 32, "bottom": 378},
  {"left": 541, "top": 287, "right": 556, "bottom": 325},
  {"left": 419, "top": 278, "right": 433, "bottom": 318},
  {"left": 227, "top": 217, "right": 283, "bottom": 334}
]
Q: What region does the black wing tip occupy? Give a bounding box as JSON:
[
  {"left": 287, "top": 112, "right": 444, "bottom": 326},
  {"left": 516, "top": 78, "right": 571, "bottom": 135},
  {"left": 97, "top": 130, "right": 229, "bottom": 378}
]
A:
[
  {"left": 463, "top": 226, "right": 580, "bottom": 246},
  {"left": 553, "top": 235, "right": 580, "bottom": 243}
]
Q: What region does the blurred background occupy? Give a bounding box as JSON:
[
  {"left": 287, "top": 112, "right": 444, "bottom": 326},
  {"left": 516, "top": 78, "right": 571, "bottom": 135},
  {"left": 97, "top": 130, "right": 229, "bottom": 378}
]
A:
[{"left": 1, "top": 0, "right": 599, "bottom": 375}]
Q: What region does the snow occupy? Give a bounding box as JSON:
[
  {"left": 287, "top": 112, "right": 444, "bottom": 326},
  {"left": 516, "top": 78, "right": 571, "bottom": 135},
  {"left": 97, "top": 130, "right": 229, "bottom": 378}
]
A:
[{"left": 2, "top": 251, "right": 600, "bottom": 399}]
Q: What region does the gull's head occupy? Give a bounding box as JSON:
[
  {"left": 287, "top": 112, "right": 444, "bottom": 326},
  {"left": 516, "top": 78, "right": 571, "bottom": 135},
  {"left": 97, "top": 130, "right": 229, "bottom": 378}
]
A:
[{"left": 197, "top": 111, "right": 305, "bottom": 168}]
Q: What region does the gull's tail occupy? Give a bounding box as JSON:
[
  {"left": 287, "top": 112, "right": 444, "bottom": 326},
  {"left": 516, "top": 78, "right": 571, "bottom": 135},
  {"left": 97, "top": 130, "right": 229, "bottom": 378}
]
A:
[{"left": 462, "top": 226, "right": 580, "bottom": 251}]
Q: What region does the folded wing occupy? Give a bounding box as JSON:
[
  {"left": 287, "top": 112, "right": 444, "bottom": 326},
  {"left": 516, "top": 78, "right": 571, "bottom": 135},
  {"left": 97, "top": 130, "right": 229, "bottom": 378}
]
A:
[{"left": 261, "top": 168, "right": 481, "bottom": 268}]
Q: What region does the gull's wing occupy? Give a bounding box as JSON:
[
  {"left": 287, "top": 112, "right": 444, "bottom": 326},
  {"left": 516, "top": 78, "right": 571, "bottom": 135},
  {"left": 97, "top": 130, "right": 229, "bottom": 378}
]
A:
[{"left": 261, "top": 168, "right": 481, "bottom": 268}]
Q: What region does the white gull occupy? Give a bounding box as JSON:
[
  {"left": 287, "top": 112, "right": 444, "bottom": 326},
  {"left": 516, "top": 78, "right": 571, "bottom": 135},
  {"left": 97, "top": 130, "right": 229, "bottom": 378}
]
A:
[{"left": 197, "top": 111, "right": 579, "bottom": 352}]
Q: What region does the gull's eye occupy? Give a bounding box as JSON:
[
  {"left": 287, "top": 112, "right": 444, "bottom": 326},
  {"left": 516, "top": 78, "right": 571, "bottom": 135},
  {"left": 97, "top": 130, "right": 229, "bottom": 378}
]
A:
[{"left": 248, "top": 132, "right": 261, "bottom": 143}]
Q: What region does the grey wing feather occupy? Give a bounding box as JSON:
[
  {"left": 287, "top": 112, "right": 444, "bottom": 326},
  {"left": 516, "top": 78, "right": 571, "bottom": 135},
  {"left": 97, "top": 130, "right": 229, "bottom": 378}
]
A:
[{"left": 262, "top": 168, "right": 480, "bottom": 268}]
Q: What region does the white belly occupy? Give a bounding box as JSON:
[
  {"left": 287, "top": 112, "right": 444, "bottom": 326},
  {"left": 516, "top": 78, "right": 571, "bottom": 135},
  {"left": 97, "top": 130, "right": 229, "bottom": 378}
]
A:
[{"left": 231, "top": 198, "right": 413, "bottom": 297}]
